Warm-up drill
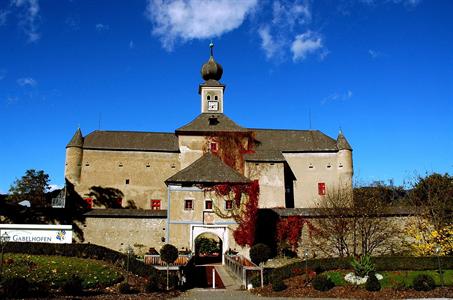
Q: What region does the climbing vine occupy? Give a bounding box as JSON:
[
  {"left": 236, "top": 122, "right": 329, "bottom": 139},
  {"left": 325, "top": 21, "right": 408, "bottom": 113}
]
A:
[
  {"left": 276, "top": 216, "right": 317, "bottom": 253},
  {"left": 202, "top": 131, "right": 260, "bottom": 247}
]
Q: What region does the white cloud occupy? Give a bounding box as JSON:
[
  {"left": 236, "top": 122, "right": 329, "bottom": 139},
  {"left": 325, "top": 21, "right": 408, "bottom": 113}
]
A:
[
  {"left": 368, "top": 49, "right": 381, "bottom": 59},
  {"left": 258, "top": 26, "right": 280, "bottom": 60},
  {"left": 146, "top": 0, "right": 258, "bottom": 51},
  {"left": 95, "top": 23, "right": 109, "bottom": 32},
  {"left": 321, "top": 90, "right": 353, "bottom": 105},
  {"left": 360, "top": 0, "right": 422, "bottom": 7},
  {"left": 48, "top": 184, "right": 62, "bottom": 192},
  {"left": 17, "top": 77, "right": 37, "bottom": 86},
  {"left": 291, "top": 31, "right": 323, "bottom": 61},
  {"left": 272, "top": 0, "right": 311, "bottom": 29},
  {"left": 12, "top": 0, "right": 41, "bottom": 42},
  {"left": 129, "top": 40, "right": 135, "bottom": 49}
]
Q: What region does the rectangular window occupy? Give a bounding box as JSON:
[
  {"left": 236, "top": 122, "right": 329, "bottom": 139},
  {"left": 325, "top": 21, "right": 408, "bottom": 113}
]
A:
[
  {"left": 205, "top": 200, "right": 213, "bottom": 210},
  {"left": 225, "top": 200, "right": 233, "bottom": 210},
  {"left": 318, "top": 182, "right": 326, "bottom": 196},
  {"left": 125, "top": 179, "right": 130, "bottom": 184},
  {"left": 151, "top": 199, "right": 161, "bottom": 210},
  {"left": 84, "top": 197, "right": 93, "bottom": 209},
  {"left": 184, "top": 199, "right": 193, "bottom": 210},
  {"left": 210, "top": 142, "right": 218, "bottom": 153}
]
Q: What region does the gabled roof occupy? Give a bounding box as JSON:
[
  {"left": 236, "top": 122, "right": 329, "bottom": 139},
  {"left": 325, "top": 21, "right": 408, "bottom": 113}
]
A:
[
  {"left": 83, "top": 130, "right": 179, "bottom": 152},
  {"left": 67, "top": 128, "right": 84, "bottom": 148},
  {"left": 166, "top": 153, "right": 250, "bottom": 185},
  {"left": 251, "top": 129, "right": 338, "bottom": 152},
  {"left": 176, "top": 113, "right": 249, "bottom": 134}
]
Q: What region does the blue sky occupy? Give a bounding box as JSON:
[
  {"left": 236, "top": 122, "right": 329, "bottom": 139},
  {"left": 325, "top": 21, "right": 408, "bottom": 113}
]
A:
[{"left": 0, "top": 0, "right": 452, "bottom": 193}]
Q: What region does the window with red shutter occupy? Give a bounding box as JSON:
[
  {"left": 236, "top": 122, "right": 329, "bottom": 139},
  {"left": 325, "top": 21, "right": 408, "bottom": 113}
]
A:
[
  {"left": 210, "top": 142, "right": 218, "bottom": 153},
  {"left": 205, "top": 200, "right": 213, "bottom": 210},
  {"left": 225, "top": 200, "right": 233, "bottom": 210},
  {"left": 318, "top": 182, "right": 326, "bottom": 196},
  {"left": 184, "top": 199, "right": 193, "bottom": 210},
  {"left": 116, "top": 198, "right": 122, "bottom": 207},
  {"left": 151, "top": 199, "right": 161, "bottom": 210},
  {"left": 84, "top": 197, "right": 93, "bottom": 209}
]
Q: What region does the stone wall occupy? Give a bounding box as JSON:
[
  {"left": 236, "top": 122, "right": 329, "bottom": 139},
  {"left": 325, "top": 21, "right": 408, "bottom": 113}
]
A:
[{"left": 80, "top": 216, "right": 167, "bottom": 255}]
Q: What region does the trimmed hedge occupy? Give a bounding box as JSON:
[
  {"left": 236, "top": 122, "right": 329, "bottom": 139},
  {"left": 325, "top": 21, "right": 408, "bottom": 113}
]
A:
[
  {"left": 268, "top": 256, "right": 453, "bottom": 281},
  {"left": 4, "top": 242, "right": 157, "bottom": 278}
]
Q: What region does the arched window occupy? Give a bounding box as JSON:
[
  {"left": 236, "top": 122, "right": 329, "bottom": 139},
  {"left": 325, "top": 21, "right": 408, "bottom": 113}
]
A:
[
  {"left": 207, "top": 95, "right": 211, "bottom": 100},
  {"left": 214, "top": 95, "right": 218, "bottom": 100}
]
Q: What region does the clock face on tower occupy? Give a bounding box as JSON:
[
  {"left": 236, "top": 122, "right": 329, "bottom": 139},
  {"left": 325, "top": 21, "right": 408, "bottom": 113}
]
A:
[{"left": 208, "top": 101, "right": 219, "bottom": 111}]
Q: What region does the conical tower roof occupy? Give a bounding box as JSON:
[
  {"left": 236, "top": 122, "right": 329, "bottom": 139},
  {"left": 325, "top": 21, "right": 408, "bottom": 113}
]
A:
[
  {"left": 67, "top": 128, "right": 84, "bottom": 148},
  {"left": 337, "top": 130, "right": 352, "bottom": 150}
]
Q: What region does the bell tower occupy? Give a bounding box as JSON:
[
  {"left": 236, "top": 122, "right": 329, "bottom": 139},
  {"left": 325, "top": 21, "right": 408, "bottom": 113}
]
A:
[{"left": 199, "top": 43, "right": 225, "bottom": 114}]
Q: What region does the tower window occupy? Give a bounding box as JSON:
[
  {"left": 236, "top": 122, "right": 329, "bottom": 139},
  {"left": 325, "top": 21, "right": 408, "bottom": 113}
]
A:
[
  {"left": 318, "top": 182, "right": 326, "bottom": 196},
  {"left": 184, "top": 199, "right": 193, "bottom": 210},
  {"left": 207, "top": 95, "right": 211, "bottom": 100},
  {"left": 125, "top": 179, "right": 130, "bottom": 184},
  {"left": 119, "top": 163, "right": 123, "bottom": 167},
  {"left": 210, "top": 142, "right": 218, "bottom": 153},
  {"left": 214, "top": 95, "right": 218, "bottom": 100},
  {"left": 309, "top": 163, "right": 314, "bottom": 169},
  {"left": 327, "top": 164, "right": 332, "bottom": 169},
  {"left": 151, "top": 199, "right": 161, "bottom": 210}
]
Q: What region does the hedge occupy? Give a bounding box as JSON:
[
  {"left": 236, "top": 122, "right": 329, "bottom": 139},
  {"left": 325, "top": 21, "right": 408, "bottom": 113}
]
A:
[
  {"left": 4, "top": 242, "right": 157, "bottom": 278},
  {"left": 268, "top": 256, "right": 453, "bottom": 281}
]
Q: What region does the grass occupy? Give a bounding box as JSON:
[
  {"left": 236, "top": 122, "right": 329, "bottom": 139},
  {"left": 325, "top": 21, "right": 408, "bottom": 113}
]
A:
[
  {"left": 324, "top": 269, "right": 453, "bottom": 288},
  {"left": 2, "top": 254, "right": 123, "bottom": 288}
]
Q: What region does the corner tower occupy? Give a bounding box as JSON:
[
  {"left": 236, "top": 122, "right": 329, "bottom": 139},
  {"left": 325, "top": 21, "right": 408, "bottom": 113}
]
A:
[
  {"left": 65, "top": 128, "right": 84, "bottom": 184},
  {"left": 199, "top": 43, "right": 225, "bottom": 114},
  {"left": 337, "top": 130, "right": 353, "bottom": 187}
]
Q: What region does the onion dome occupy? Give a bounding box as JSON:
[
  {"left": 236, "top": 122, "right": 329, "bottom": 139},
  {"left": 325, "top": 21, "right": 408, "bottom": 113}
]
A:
[
  {"left": 337, "top": 130, "right": 352, "bottom": 151},
  {"left": 201, "top": 42, "right": 223, "bottom": 81}
]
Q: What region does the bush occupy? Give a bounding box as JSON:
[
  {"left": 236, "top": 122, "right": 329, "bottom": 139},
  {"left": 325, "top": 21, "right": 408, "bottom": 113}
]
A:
[
  {"left": 365, "top": 272, "right": 381, "bottom": 292},
  {"left": 250, "top": 243, "right": 271, "bottom": 265},
  {"left": 1, "top": 277, "right": 30, "bottom": 298},
  {"left": 413, "top": 274, "right": 435, "bottom": 291},
  {"left": 250, "top": 275, "right": 262, "bottom": 288},
  {"left": 62, "top": 275, "right": 83, "bottom": 295},
  {"left": 160, "top": 244, "right": 179, "bottom": 264},
  {"left": 351, "top": 254, "right": 375, "bottom": 277},
  {"left": 312, "top": 274, "right": 334, "bottom": 291},
  {"left": 271, "top": 276, "right": 287, "bottom": 292},
  {"left": 145, "top": 276, "right": 160, "bottom": 292},
  {"left": 118, "top": 282, "right": 133, "bottom": 294}
]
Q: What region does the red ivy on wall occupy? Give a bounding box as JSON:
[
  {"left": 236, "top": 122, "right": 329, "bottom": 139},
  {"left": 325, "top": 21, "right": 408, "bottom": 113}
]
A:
[{"left": 276, "top": 216, "right": 316, "bottom": 251}]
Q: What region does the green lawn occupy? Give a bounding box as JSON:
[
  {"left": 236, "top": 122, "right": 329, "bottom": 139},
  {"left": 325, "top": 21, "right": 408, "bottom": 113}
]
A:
[
  {"left": 324, "top": 269, "right": 453, "bottom": 288},
  {"left": 2, "top": 254, "right": 123, "bottom": 288}
]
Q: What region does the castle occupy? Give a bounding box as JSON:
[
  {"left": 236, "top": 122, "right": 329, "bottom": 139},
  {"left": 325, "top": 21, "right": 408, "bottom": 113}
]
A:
[{"left": 64, "top": 44, "right": 353, "bottom": 258}]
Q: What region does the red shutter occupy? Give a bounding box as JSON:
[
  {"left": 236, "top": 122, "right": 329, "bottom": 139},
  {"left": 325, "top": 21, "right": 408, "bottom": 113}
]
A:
[
  {"left": 84, "top": 197, "right": 93, "bottom": 209},
  {"left": 151, "top": 199, "right": 161, "bottom": 210},
  {"left": 318, "top": 182, "right": 326, "bottom": 196}
]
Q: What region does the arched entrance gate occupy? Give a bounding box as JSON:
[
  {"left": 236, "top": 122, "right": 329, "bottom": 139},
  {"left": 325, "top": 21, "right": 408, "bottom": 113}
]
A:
[{"left": 190, "top": 225, "right": 229, "bottom": 264}]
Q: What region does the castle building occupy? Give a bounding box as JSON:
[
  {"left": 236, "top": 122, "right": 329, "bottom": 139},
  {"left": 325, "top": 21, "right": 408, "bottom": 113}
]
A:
[{"left": 65, "top": 44, "right": 353, "bottom": 257}]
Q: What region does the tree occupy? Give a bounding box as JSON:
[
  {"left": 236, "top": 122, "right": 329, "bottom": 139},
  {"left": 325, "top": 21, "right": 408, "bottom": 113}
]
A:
[
  {"left": 160, "top": 244, "right": 178, "bottom": 291},
  {"left": 8, "top": 169, "right": 50, "bottom": 207}
]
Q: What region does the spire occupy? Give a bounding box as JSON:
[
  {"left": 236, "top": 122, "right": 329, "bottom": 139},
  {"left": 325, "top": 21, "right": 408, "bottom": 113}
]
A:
[
  {"left": 337, "top": 130, "right": 352, "bottom": 150},
  {"left": 67, "top": 128, "right": 84, "bottom": 148},
  {"left": 201, "top": 42, "right": 223, "bottom": 81}
]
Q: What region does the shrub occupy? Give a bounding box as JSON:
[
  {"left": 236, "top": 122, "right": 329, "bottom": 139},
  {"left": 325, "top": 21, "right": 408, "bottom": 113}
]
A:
[
  {"left": 351, "top": 254, "right": 375, "bottom": 277},
  {"left": 312, "top": 274, "right": 334, "bottom": 291},
  {"left": 1, "top": 277, "right": 30, "bottom": 298},
  {"left": 160, "top": 244, "right": 179, "bottom": 264},
  {"left": 250, "top": 275, "right": 262, "bottom": 288},
  {"left": 118, "top": 282, "right": 133, "bottom": 294},
  {"left": 271, "top": 276, "right": 287, "bottom": 292},
  {"left": 145, "top": 276, "right": 160, "bottom": 292},
  {"left": 413, "top": 274, "right": 435, "bottom": 291},
  {"left": 62, "top": 275, "right": 83, "bottom": 295},
  {"left": 250, "top": 243, "right": 271, "bottom": 265},
  {"left": 365, "top": 272, "right": 381, "bottom": 292}
]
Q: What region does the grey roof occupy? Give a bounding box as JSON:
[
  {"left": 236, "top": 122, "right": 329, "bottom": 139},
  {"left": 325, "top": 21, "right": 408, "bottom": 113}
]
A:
[
  {"left": 244, "top": 150, "right": 286, "bottom": 162},
  {"left": 83, "top": 130, "right": 179, "bottom": 152},
  {"left": 84, "top": 209, "right": 167, "bottom": 218},
  {"left": 251, "top": 129, "right": 338, "bottom": 152},
  {"left": 67, "top": 128, "right": 84, "bottom": 148},
  {"left": 270, "top": 207, "right": 415, "bottom": 218},
  {"left": 337, "top": 131, "right": 352, "bottom": 150},
  {"left": 166, "top": 153, "right": 250, "bottom": 185},
  {"left": 176, "top": 113, "right": 249, "bottom": 134}
]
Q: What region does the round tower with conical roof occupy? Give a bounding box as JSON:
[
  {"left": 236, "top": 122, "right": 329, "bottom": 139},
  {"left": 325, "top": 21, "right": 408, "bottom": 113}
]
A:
[
  {"left": 199, "top": 43, "right": 225, "bottom": 114},
  {"left": 65, "top": 128, "right": 84, "bottom": 184},
  {"left": 337, "top": 130, "right": 353, "bottom": 188}
]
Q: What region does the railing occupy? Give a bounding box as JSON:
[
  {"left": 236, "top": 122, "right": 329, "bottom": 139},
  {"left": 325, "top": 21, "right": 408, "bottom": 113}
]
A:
[
  {"left": 224, "top": 253, "right": 263, "bottom": 288},
  {"left": 144, "top": 254, "right": 192, "bottom": 266}
]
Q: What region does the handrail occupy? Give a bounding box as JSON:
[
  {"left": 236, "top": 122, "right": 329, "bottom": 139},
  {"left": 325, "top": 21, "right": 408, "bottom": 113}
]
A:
[
  {"left": 224, "top": 253, "right": 263, "bottom": 288},
  {"left": 144, "top": 254, "right": 192, "bottom": 266}
]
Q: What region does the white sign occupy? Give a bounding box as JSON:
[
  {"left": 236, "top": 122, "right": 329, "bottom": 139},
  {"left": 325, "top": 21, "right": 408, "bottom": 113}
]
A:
[{"left": 0, "top": 224, "right": 72, "bottom": 244}]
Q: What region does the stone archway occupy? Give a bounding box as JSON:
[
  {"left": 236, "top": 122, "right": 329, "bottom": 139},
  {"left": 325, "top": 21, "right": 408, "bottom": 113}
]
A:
[{"left": 190, "top": 225, "right": 228, "bottom": 264}]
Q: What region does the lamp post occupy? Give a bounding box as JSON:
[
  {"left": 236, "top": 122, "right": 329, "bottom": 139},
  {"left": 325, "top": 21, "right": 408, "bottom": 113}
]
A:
[
  {"left": 434, "top": 244, "right": 444, "bottom": 288},
  {"left": 0, "top": 231, "right": 10, "bottom": 280}
]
